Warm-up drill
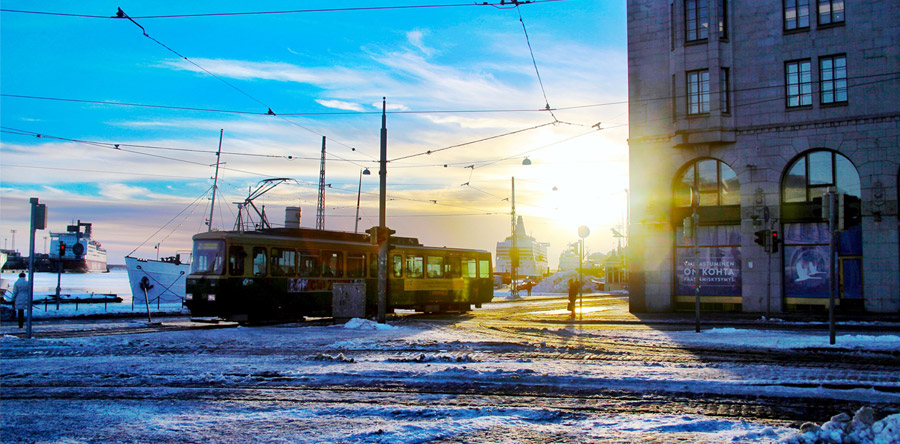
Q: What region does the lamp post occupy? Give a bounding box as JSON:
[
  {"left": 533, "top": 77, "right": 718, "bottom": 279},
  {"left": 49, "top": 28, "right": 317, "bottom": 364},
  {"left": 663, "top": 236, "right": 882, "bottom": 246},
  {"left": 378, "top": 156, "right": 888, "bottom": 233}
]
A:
[
  {"left": 577, "top": 225, "right": 590, "bottom": 321},
  {"left": 355, "top": 168, "right": 371, "bottom": 234}
]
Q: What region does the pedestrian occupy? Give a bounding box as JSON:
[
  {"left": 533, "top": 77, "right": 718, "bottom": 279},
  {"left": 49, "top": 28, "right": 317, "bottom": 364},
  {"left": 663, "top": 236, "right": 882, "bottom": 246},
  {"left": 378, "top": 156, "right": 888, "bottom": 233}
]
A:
[
  {"left": 10, "top": 273, "right": 31, "bottom": 329},
  {"left": 567, "top": 278, "right": 578, "bottom": 318}
]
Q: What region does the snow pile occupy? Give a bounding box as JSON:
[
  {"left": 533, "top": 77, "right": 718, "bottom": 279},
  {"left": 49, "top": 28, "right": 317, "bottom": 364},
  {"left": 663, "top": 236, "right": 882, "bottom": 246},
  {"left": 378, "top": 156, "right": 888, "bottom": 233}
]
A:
[
  {"left": 529, "top": 270, "right": 598, "bottom": 294},
  {"left": 341, "top": 318, "right": 397, "bottom": 330},
  {"left": 310, "top": 353, "right": 355, "bottom": 363},
  {"left": 388, "top": 353, "right": 478, "bottom": 363},
  {"left": 779, "top": 407, "right": 900, "bottom": 444}
]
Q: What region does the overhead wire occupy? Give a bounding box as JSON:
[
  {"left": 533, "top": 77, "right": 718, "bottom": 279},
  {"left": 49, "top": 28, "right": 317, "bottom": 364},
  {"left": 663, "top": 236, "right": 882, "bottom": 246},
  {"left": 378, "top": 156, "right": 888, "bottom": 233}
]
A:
[
  {"left": 1, "top": 1, "right": 563, "bottom": 19},
  {"left": 515, "top": 4, "right": 557, "bottom": 122}
]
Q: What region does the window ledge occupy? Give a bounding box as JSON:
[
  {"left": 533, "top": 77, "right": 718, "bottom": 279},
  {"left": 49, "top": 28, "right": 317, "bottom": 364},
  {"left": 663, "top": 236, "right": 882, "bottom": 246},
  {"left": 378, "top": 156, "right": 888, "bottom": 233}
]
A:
[
  {"left": 786, "top": 105, "right": 813, "bottom": 111},
  {"left": 816, "top": 21, "right": 845, "bottom": 30},
  {"left": 821, "top": 101, "right": 848, "bottom": 108},
  {"left": 684, "top": 39, "right": 709, "bottom": 47},
  {"left": 783, "top": 27, "right": 810, "bottom": 35}
]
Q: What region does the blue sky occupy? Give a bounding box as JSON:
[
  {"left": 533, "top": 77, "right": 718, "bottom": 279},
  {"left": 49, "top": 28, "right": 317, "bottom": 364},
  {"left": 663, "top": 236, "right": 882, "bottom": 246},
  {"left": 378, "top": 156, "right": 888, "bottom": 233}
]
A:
[{"left": 1, "top": 0, "right": 629, "bottom": 267}]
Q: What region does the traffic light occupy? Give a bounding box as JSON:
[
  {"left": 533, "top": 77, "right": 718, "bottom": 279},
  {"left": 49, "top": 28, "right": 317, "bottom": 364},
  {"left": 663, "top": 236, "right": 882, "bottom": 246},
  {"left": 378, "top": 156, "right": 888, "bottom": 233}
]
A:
[
  {"left": 771, "top": 231, "right": 780, "bottom": 254},
  {"left": 59, "top": 241, "right": 66, "bottom": 256},
  {"left": 753, "top": 230, "right": 769, "bottom": 251}
]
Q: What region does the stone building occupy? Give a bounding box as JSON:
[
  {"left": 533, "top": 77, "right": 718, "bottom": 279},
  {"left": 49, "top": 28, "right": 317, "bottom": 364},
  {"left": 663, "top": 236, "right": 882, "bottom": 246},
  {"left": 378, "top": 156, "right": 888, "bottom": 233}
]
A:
[{"left": 626, "top": 0, "right": 899, "bottom": 313}]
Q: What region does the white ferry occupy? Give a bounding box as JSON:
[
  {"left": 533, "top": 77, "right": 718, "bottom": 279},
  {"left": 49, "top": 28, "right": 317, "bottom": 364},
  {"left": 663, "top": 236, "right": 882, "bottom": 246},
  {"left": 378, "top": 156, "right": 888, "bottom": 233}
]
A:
[{"left": 50, "top": 221, "right": 108, "bottom": 273}]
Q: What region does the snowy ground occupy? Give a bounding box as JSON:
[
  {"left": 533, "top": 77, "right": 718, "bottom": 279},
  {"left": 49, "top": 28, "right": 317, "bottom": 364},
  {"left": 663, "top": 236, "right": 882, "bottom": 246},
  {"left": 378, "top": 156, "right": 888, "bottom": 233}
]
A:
[
  {"left": 3, "top": 311, "right": 900, "bottom": 443},
  {"left": 2, "top": 270, "right": 899, "bottom": 443}
]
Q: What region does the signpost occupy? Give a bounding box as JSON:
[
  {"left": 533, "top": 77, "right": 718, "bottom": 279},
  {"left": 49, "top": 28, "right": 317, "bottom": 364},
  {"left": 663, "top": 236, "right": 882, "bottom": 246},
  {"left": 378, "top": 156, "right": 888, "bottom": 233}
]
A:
[
  {"left": 27, "top": 198, "right": 48, "bottom": 339},
  {"left": 577, "top": 225, "right": 590, "bottom": 321}
]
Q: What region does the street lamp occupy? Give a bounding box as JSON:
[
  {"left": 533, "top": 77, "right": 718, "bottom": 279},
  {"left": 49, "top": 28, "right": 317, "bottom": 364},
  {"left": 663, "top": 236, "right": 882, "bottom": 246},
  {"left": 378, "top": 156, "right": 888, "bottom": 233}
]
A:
[
  {"left": 577, "top": 225, "right": 590, "bottom": 321},
  {"left": 355, "top": 168, "right": 371, "bottom": 234}
]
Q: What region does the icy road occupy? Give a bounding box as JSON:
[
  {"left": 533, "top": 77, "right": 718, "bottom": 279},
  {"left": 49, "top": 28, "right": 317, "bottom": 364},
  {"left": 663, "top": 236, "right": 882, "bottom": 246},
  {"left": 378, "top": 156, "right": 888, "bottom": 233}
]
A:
[{"left": 2, "top": 294, "right": 899, "bottom": 443}]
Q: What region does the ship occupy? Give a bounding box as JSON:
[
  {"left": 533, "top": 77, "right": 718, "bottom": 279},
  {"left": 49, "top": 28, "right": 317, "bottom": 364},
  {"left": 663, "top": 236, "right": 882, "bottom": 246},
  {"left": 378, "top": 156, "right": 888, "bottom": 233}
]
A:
[
  {"left": 50, "top": 221, "right": 108, "bottom": 273},
  {"left": 125, "top": 253, "right": 191, "bottom": 305}
]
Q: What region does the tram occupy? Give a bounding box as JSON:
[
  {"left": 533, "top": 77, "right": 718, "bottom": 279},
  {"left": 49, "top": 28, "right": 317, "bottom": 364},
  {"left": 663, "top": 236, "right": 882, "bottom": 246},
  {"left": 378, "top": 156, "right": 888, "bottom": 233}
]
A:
[{"left": 184, "top": 227, "right": 494, "bottom": 322}]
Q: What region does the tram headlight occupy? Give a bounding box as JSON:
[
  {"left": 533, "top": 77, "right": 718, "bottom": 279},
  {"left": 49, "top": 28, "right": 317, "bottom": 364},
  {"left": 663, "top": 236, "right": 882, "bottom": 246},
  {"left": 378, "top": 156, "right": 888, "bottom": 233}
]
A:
[
  {"left": 207, "top": 294, "right": 216, "bottom": 302},
  {"left": 185, "top": 293, "right": 193, "bottom": 301}
]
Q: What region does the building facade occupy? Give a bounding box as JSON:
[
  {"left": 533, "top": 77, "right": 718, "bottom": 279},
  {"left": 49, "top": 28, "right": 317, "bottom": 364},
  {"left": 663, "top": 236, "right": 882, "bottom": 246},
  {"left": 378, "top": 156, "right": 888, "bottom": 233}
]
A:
[
  {"left": 496, "top": 216, "right": 551, "bottom": 278},
  {"left": 627, "top": 0, "right": 899, "bottom": 313}
]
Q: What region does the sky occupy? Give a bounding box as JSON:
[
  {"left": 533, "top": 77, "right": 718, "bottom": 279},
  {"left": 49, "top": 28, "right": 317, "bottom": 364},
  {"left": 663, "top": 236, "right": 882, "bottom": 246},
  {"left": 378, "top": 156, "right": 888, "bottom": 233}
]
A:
[{"left": 0, "top": 0, "right": 629, "bottom": 267}]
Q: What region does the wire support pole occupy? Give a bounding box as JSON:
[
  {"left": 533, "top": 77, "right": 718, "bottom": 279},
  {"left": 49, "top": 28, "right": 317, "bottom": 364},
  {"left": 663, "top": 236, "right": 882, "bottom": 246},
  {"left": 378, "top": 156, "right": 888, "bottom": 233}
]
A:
[
  {"left": 208, "top": 129, "right": 223, "bottom": 232},
  {"left": 316, "top": 136, "right": 327, "bottom": 230},
  {"left": 377, "top": 98, "right": 389, "bottom": 324}
]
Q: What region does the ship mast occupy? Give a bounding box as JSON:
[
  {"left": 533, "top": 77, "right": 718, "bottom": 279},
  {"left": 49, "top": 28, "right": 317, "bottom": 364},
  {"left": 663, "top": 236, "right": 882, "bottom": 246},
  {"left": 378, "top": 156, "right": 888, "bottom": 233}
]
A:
[{"left": 208, "top": 129, "right": 223, "bottom": 232}]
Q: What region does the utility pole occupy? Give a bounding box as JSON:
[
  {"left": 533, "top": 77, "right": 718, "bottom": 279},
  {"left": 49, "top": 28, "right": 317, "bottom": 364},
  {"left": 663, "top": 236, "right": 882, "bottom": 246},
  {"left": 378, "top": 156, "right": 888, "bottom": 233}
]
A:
[
  {"left": 510, "top": 177, "right": 518, "bottom": 299},
  {"left": 825, "top": 190, "right": 838, "bottom": 345},
  {"left": 208, "top": 129, "right": 223, "bottom": 232},
  {"left": 376, "top": 98, "right": 389, "bottom": 324},
  {"left": 316, "top": 136, "right": 327, "bottom": 230},
  {"left": 692, "top": 186, "right": 701, "bottom": 333}
]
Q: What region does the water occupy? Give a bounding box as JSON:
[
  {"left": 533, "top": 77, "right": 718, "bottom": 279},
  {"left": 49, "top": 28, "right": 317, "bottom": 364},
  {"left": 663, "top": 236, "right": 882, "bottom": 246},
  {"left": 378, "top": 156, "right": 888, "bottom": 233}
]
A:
[{"left": 1, "top": 269, "right": 187, "bottom": 318}]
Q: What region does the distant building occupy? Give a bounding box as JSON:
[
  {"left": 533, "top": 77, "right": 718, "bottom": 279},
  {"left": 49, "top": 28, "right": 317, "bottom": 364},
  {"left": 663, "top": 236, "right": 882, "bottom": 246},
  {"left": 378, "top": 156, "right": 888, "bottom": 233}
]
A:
[
  {"left": 496, "top": 216, "right": 550, "bottom": 278},
  {"left": 627, "top": 1, "right": 899, "bottom": 313}
]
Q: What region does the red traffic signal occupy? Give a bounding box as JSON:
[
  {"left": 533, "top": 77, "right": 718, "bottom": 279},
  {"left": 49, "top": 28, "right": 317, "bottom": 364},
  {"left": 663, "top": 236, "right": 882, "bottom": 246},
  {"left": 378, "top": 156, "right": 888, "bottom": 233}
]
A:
[
  {"left": 59, "top": 241, "right": 66, "bottom": 256},
  {"left": 771, "top": 231, "right": 780, "bottom": 253}
]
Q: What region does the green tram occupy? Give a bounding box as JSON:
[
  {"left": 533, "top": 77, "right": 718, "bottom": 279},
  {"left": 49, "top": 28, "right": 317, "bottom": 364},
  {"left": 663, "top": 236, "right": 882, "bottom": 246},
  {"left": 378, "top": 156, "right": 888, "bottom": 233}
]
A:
[{"left": 185, "top": 227, "right": 494, "bottom": 322}]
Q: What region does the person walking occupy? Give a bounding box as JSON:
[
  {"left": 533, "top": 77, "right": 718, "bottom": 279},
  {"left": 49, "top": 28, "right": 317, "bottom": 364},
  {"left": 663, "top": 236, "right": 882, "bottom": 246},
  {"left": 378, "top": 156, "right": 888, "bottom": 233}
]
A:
[{"left": 10, "top": 273, "right": 31, "bottom": 329}]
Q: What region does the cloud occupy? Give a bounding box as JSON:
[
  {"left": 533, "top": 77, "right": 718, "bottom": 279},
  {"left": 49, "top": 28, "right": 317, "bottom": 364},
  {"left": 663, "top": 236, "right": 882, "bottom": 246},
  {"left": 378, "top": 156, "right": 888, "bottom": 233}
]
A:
[
  {"left": 98, "top": 183, "right": 151, "bottom": 201},
  {"left": 406, "top": 30, "right": 434, "bottom": 56},
  {"left": 315, "top": 100, "right": 364, "bottom": 111}
]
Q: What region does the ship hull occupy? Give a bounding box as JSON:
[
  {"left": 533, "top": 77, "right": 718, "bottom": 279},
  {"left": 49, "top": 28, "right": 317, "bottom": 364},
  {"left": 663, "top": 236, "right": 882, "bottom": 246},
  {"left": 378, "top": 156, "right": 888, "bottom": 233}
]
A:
[{"left": 125, "top": 256, "right": 189, "bottom": 305}]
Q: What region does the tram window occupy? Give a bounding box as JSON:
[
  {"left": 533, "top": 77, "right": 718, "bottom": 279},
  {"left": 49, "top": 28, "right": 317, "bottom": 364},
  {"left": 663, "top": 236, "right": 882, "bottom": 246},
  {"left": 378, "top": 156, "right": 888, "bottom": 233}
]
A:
[
  {"left": 406, "top": 255, "right": 424, "bottom": 278},
  {"left": 299, "top": 251, "right": 320, "bottom": 277},
  {"left": 391, "top": 254, "right": 403, "bottom": 278},
  {"left": 370, "top": 254, "right": 379, "bottom": 277},
  {"left": 323, "top": 251, "right": 343, "bottom": 277},
  {"left": 445, "top": 256, "right": 461, "bottom": 278},
  {"left": 228, "top": 246, "right": 246, "bottom": 276},
  {"left": 192, "top": 240, "right": 225, "bottom": 275},
  {"left": 462, "top": 258, "right": 477, "bottom": 278},
  {"left": 347, "top": 253, "right": 366, "bottom": 278},
  {"left": 478, "top": 259, "right": 491, "bottom": 278},
  {"left": 252, "top": 247, "right": 267, "bottom": 277},
  {"left": 271, "top": 248, "right": 296, "bottom": 276},
  {"left": 426, "top": 256, "right": 444, "bottom": 278}
]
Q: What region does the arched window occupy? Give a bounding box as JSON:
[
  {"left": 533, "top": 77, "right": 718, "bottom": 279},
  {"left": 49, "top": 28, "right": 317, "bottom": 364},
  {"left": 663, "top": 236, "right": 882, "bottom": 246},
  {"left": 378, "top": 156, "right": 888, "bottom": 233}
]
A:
[
  {"left": 781, "top": 150, "right": 863, "bottom": 308},
  {"left": 672, "top": 158, "right": 742, "bottom": 309},
  {"left": 782, "top": 150, "right": 861, "bottom": 203},
  {"left": 674, "top": 158, "right": 740, "bottom": 207}
]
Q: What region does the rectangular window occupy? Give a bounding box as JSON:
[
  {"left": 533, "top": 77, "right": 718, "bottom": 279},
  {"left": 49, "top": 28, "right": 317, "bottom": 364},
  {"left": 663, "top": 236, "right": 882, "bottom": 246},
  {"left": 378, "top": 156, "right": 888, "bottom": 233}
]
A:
[
  {"left": 478, "top": 259, "right": 491, "bottom": 278},
  {"left": 720, "top": 68, "right": 730, "bottom": 113},
  {"left": 820, "top": 55, "right": 847, "bottom": 104},
  {"left": 347, "top": 253, "right": 366, "bottom": 278},
  {"left": 270, "top": 248, "right": 296, "bottom": 277},
  {"left": 228, "top": 245, "right": 246, "bottom": 276},
  {"left": 717, "top": 0, "right": 727, "bottom": 38},
  {"left": 670, "top": 2, "right": 676, "bottom": 50},
  {"left": 785, "top": 60, "right": 812, "bottom": 107},
  {"left": 687, "top": 70, "right": 710, "bottom": 114},
  {"left": 391, "top": 254, "right": 403, "bottom": 278},
  {"left": 685, "top": 0, "right": 709, "bottom": 41},
  {"left": 426, "top": 256, "right": 444, "bottom": 278},
  {"left": 784, "top": 0, "right": 810, "bottom": 30},
  {"left": 322, "top": 251, "right": 343, "bottom": 277},
  {"left": 252, "top": 247, "right": 267, "bottom": 277},
  {"left": 817, "top": 0, "right": 844, "bottom": 25},
  {"left": 445, "top": 256, "right": 461, "bottom": 278},
  {"left": 299, "top": 251, "right": 320, "bottom": 277},
  {"left": 463, "top": 258, "right": 477, "bottom": 278},
  {"left": 406, "top": 255, "right": 424, "bottom": 278}
]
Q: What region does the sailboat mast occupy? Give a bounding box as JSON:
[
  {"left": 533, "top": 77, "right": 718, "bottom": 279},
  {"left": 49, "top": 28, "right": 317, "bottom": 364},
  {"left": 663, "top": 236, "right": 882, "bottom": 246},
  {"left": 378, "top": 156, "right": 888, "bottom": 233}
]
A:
[{"left": 208, "top": 129, "right": 223, "bottom": 232}]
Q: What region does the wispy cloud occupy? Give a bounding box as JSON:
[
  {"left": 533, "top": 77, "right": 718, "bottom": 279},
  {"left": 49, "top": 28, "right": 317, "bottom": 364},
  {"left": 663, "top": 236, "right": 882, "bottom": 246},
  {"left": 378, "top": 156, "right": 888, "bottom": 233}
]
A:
[{"left": 315, "top": 100, "right": 365, "bottom": 111}]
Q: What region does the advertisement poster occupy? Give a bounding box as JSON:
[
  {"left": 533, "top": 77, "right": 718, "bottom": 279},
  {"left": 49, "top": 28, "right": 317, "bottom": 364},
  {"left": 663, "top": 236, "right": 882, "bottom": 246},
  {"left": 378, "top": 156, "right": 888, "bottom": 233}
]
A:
[
  {"left": 675, "top": 247, "right": 742, "bottom": 296},
  {"left": 784, "top": 245, "right": 831, "bottom": 298}
]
